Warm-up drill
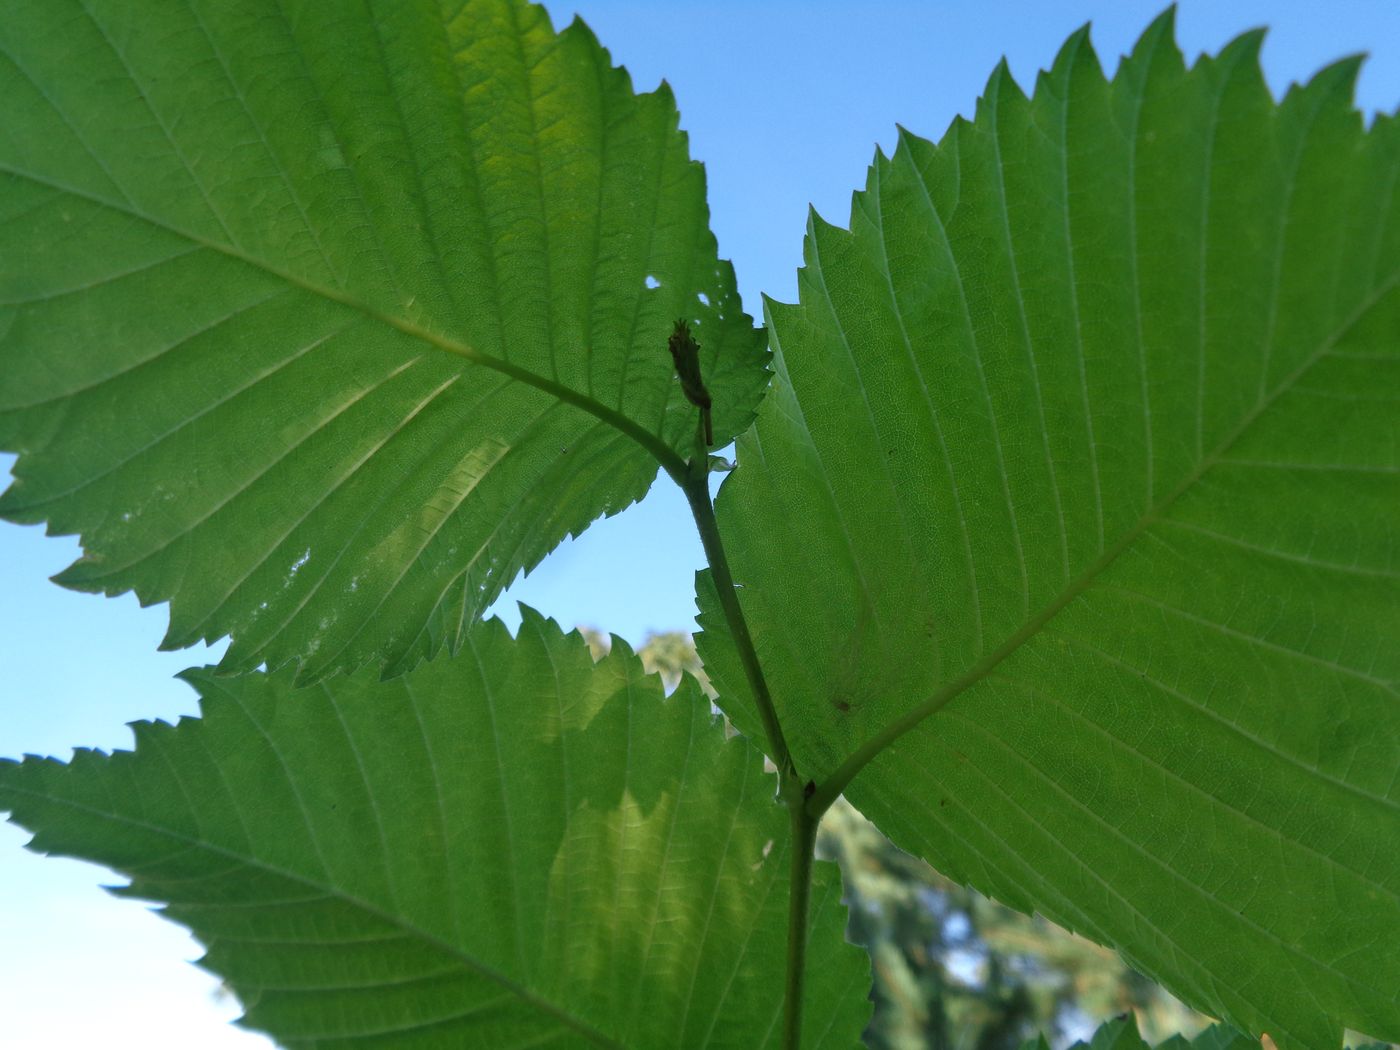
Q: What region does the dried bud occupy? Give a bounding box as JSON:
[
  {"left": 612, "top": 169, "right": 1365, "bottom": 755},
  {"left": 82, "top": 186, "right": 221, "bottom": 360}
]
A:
[{"left": 667, "top": 319, "right": 713, "bottom": 446}]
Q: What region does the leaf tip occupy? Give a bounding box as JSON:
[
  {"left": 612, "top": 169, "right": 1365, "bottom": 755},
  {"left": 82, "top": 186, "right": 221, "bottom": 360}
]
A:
[
  {"left": 805, "top": 206, "right": 847, "bottom": 245},
  {"left": 1311, "top": 51, "right": 1367, "bottom": 99},
  {"left": 1047, "top": 19, "right": 1103, "bottom": 83},
  {"left": 608, "top": 632, "right": 639, "bottom": 664},
  {"left": 515, "top": 603, "right": 582, "bottom": 656},
  {"left": 653, "top": 76, "right": 677, "bottom": 107},
  {"left": 1150, "top": 2, "right": 1180, "bottom": 36},
  {"left": 48, "top": 559, "right": 97, "bottom": 592},
  {"left": 982, "top": 56, "right": 1030, "bottom": 110},
  {"left": 173, "top": 665, "right": 212, "bottom": 689},
  {"left": 1223, "top": 25, "right": 1268, "bottom": 64},
  {"left": 514, "top": 601, "right": 552, "bottom": 633}
]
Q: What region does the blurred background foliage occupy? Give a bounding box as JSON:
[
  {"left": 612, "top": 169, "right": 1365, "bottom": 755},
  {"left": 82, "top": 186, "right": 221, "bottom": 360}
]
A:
[{"left": 817, "top": 796, "right": 1206, "bottom": 1049}]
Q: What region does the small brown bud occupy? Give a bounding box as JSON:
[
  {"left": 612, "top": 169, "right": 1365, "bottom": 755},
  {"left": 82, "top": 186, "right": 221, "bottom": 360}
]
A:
[{"left": 667, "top": 319, "right": 713, "bottom": 445}]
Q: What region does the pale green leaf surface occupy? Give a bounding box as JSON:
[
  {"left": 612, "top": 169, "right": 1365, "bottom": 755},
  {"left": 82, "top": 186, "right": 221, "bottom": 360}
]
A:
[
  {"left": 0, "top": 609, "right": 867, "bottom": 1049},
  {"left": 0, "top": 0, "right": 766, "bottom": 682},
  {"left": 699, "top": 15, "right": 1399, "bottom": 1049}
]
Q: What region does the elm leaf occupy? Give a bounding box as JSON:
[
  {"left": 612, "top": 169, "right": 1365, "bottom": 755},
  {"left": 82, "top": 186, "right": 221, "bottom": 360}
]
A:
[
  {"left": 0, "top": 611, "right": 867, "bottom": 1049},
  {"left": 1025, "top": 1016, "right": 1259, "bottom": 1050},
  {"left": 0, "top": 0, "right": 767, "bottom": 682},
  {"left": 700, "top": 15, "right": 1400, "bottom": 1049}
]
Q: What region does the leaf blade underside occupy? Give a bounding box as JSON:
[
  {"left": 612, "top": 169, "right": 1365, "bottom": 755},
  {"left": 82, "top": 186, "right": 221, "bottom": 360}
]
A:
[
  {"left": 1022, "top": 1015, "right": 1260, "bottom": 1050},
  {"left": 0, "top": 0, "right": 768, "bottom": 682},
  {"left": 0, "top": 611, "right": 868, "bottom": 1049},
  {"left": 699, "top": 15, "right": 1400, "bottom": 1049}
]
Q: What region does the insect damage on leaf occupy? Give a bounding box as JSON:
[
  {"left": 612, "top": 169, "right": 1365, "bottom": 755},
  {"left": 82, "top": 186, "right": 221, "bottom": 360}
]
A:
[{"left": 668, "top": 319, "right": 714, "bottom": 446}]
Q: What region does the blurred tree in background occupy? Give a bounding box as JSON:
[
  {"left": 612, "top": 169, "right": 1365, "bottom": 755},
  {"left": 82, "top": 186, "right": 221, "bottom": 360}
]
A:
[{"left": 818, "top": 797, "right": 1208, "bottom": 1049}]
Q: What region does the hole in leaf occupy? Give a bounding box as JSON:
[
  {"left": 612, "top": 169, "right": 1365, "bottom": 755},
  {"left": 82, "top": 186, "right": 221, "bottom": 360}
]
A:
[
  {"left": 697, "top": 292, "right": 710, "bottom": 306},
  {"left": 645, "top": 274, "right": 660, "bottom": 289}
]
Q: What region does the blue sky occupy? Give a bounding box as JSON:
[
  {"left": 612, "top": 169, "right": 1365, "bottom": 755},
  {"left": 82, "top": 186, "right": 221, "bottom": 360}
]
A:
[{"left": 2, "top": 2, "right": 1398, "bottom": 1045}]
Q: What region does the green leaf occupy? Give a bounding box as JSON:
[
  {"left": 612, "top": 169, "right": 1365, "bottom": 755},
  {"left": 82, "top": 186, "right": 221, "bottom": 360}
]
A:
[
  {"left": 1078, "top": 1016, "right": 1150, "bottom": 1050},
  {"left": 1157, "top": 1024, "right": 1258, "bottom": 1050},
  {"left": 0, "top": 610, "right": 867, "bottom": 1048},
  {"left": 0, "top": 0, "right": 766, "bottom": 682},
  {"left": 699, "top": 14, "right": 1399, "bottom": 1050},
  {"left": 1033, "top": 1016, "right": 1256, "bottom": 1050}
]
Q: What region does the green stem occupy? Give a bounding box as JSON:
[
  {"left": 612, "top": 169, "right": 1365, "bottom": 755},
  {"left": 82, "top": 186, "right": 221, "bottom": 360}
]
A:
[
  {"left": 671, "top": 418, "right": 814, "bottom": 1049},
  {"left": 783, "top": 804, "right": 819, "bottom": 1050},
  {"left": 673, "top": 453, "right": 796, "bottom": 784}
]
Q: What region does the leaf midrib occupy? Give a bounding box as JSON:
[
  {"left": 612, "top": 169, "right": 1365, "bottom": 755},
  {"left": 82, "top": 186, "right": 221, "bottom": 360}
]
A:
[
  {"left": 2, "top": 776, "right": 626, "bottom": 1049},
  {"left": 0, "top": 162, "right": 687, "bottom": 477},
  {"left": 810, "top": 268, "right": 1400, "bottom": 812}
]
